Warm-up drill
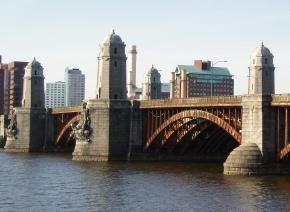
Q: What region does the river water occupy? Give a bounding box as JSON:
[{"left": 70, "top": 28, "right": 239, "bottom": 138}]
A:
[{"left": 1, "top": 150, "right": 290, "bottom": 211}]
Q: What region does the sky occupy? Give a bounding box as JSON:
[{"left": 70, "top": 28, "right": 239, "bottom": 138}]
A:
[{"left": 1, "top": 0, "right": 290, "bottom": 98}]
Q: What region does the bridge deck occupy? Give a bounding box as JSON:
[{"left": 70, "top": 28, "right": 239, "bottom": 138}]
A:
[
  {"left": 48, "top": 94, "right": 290, "bottom": 113},
  {"left": 50, "top": 106, "right": 82, "bottom": 114},
  {"left": 271, "top": 94, "right": 290, "bottom": 106},
  {"left": 140, "top": 96, "right": 242, "bottom": 109}
]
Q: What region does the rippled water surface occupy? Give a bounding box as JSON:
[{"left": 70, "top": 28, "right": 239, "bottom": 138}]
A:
[{"left": 1, "top": 150, "right": 290, "bottom": 211}]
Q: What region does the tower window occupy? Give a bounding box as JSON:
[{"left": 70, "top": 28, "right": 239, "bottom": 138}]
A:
[
  {"left": 265, "top": 58, "right": 268, "bottom": 64},
  {"left": 114, "top": 48, "right": 117, "bottom": 54},
  {"left": 114, "top": 94, "right": 118, "bottom": 99},
  {"left": 35, "top": 70, "right": 37, "bottom": 75},
  {"left": 114, "top": 61, "right": 117, "bottom": 68}
]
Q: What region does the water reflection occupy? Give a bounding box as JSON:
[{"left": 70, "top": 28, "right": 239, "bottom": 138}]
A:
[{"left": 1, "top": 151, "right": 290, "bottom": 211}]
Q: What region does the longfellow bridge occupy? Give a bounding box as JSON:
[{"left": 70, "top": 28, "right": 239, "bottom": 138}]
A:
[
  {"left": 4, "top": 38, "right": 290, "bottom": 175},
  {"left": 50, "top": 94, "right": 290, "bottom": 162}
]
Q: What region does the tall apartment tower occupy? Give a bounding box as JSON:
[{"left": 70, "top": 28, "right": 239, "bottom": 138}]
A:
[
  {"left": 96, "top": 30, "right": 127, "bottom": 100},
  {"left": 0, "top": 58, "right": 28, "bottom": 115},
  {"left": 22, "top": 58, "right": 45, "bottom": 108},
  {"left": 0, "top": 56, "right": 7, "bottom": 115},
  {"left": 142, "top": 66, "right": 161, "bottom": 100},
  {"left": 64, "top": 68, "right": 85, "bottom": 106},
  {"left": 45, "top": 81, "right": 66, "bottom": 108},
  {"left": 248, "top": 42, "right": 275, "bottom": 95},
  {"left": 127, "top": 45, "right": 137, "bottom": 99},
  {"left": 6, "top": 61, "right": 28, "bottom": 114}
]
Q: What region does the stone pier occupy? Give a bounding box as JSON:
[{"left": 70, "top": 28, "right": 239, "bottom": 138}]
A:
[{"left": 73, "top": 100, "right": 132, "bottom": 161}]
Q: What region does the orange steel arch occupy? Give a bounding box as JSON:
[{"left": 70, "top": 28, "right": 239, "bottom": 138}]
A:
[
  {"left": 55, "top": 115, "right": 80, "bottom": 145},
  {"left": 160, "top": 118, "right": 194, "bottom": 146},
  {"left": 159, "top": 120, "right": 206, "bottom": 150},
  {"left": 278, "top": 144, "right": 290, "bottom": 161},
  {"left": 144, "top": 109, "right": 241, "bottom": 151},
  {"left": 179, "top": 122, "right": 212, "bottom": 154}
]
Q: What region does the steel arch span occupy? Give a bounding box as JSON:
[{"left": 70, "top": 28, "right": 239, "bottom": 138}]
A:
[
  {"left": 55, "top": 115, "right": 80, "bottom": 145},
  {"left": 144, "top": 109, "right": 241, "bottom": 151}
]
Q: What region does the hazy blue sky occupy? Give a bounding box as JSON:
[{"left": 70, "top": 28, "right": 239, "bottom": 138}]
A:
[{"left": 1, "top": 0, "right": 290, "bottom": 98}]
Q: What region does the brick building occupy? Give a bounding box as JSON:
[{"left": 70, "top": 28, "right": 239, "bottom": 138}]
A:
[
  {"left": 6, "top": 61, "right": 28, "bottom": 114},
  {"left": 171, "top": 60, "right": 234, "bottom": 98},
  {"left": 0, "top": 56, "right": 8, "bottom": 115},
  {"left": 0, "top": 55, "right": 28, "bottom": 115}
]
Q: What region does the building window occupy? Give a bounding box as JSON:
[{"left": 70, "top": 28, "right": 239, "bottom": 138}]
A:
[
  {"left": 35, "top": 70, "right": 37, "bottom": 75},
  {"left": 114, "top": 48, "right": 117, "bottom": 54},
  {"left": 114, "top": 61, "right": 117, "bottom": 68},
  {"left": 265, "top": 58, "right": 268, "bottom": 64},
  {"left": 114, "top": 94, "right": 118, "bottom": 99}
]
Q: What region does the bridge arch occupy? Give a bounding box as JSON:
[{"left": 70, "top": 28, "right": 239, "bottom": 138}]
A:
[
  {"left": 55, "top": 115, "right": 80, "bottom": 145},
  {"left": 144, "top": 109, "right": 241, "bottom": 151},
  {"left": 278, "top": 144, "right": 290, "bottom": 161}
]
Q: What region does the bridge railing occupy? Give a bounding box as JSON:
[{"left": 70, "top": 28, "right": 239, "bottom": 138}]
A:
[
  {"left": 50, "top": 106, "right": 82, "bottom": 114},
  {"left": 272, "top": 94, "right": 290, "bottom": 106},
  {"left": 140, "top": 96, "right": 242, "bottom": 108}
]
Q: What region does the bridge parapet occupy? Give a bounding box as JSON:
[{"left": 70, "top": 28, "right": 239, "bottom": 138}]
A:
[
  {"left": 50, "top": 106, "right": 82, "bottom": 114},
  {"left": 271, "top": 94, "right": 290, "bottom": 106},
  {"left": 140, "top": 96, "right": 242, "bottom": 108}
]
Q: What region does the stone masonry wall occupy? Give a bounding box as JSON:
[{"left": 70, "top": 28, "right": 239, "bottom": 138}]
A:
[{"left": 241, "top": 95, "right": 276, "bottom": 162}]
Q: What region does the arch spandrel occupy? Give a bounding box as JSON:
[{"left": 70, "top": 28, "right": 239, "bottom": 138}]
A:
[{"left": 144, "top": 109, "right": 241, "bottom": 151}]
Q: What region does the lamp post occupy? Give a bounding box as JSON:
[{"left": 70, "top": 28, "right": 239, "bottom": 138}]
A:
[{"left": 210, "top": 60, "right": 228, "bottom": 96}]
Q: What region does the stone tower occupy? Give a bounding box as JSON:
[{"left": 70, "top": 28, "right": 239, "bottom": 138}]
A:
[
  {"left": 248, "top": 42, "right": 275, "bottom": 95},
  {"left": 96, "top": 30, "right": 127, "bottom": 100},
  {"left": 127, "top": 45, "right": 137, "bottom": 99},
  {"left": 22, "top": 58, "right": 45, "bottom": 108},
  {"left": 5, "top": 58, "right": 46, "bottom": 152},
  {"left": 73, "top": 32, "right": 140, "bottom": 161},
  {"left": 224, "top": 43, "right": 277, "bottom": 175},
  {"left": 142, "top": 66, "right": 161, "bottom": 100}
]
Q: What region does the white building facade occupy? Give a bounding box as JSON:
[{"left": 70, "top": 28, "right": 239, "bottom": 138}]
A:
[
  {"left": 65, "top": 68, "right": 85, "bottom": 106},
  {"left": 45, "top": 81, "right": 66, "bottom": 108}
]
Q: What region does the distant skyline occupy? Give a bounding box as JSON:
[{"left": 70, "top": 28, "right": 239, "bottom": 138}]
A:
[{"left": 1, "top": 0, "right": 290, "bottom": 98}]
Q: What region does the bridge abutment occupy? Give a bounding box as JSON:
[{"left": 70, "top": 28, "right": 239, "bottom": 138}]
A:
[{"left": 224, "top": 95, "right": 278, "bottom": 175}]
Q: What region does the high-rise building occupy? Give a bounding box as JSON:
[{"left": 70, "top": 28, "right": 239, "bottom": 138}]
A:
[
  {"left": 0, "top": 56, "right": 8, "bottom": 115},
  {"left": 171, "top": 60, "right": 234, "bottom": 98},
  {"left": 45, "top": 81, "right": 66, "bottom": 108},
  {"left": 64, "top": 68, "right": 85, "bottom": 106},
  {"left": 6, "top": 61, "right": 28, "bottom": 114},
  {"left": 0, "top": 56, "right": 28, "bottom": 115}
]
